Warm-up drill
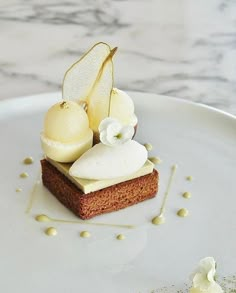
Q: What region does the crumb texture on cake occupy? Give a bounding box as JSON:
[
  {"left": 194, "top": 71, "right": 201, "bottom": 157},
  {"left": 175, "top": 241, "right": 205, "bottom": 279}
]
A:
[{"left": 41, "top": 159, "right": 159, "bottom": 219}]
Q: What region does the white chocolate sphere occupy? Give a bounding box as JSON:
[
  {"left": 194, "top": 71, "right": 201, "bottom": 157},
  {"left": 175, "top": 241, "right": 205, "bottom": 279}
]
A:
[
  {"left": 41, "top": 131, "right": 93, "bottom": 163},
  {"left": 44, "top": 101, "right": 89, "bottom": 143},
  {"left": 109, "top": 88, "right": 137, "bottom": 126}
]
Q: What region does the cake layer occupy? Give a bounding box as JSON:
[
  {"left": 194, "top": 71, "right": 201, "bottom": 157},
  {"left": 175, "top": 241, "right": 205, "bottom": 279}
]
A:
[
  {"left": 41, "top": 159, "right": 159, "bottom": 219},
  {"left": 47, "top": 157, "right": 154, "bottom": 194}
]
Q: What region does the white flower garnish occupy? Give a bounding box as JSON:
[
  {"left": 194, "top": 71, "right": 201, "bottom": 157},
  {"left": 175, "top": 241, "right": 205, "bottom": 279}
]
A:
[
  {"left": 190, "top": 257, "right": 223, "bottom": 293},
  {"left": 98, "top": 118, "right": 134, "bottom": 147}
]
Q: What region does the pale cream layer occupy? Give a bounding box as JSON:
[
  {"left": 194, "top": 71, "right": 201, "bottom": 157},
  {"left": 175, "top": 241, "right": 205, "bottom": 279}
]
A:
[{"left": 47, "top": 158, "right": 154, "bottom": 194}]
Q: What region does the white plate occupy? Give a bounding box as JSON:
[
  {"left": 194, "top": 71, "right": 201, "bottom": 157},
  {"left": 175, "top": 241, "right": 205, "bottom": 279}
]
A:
[{"left": 0, "top": 92, "right": 235, "bottom": 293}]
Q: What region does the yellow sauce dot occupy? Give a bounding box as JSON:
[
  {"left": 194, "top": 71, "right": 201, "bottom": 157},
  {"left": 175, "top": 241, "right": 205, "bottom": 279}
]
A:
[
  {"left": 152, "top": 216, "right": 165, "bottom": 225},
  {"left": 148, "top": 156, "right": 162, "bottom": 165},
  {"left": 45, "top": 227, "right": 57, "bottom": 236},
  {"left": 177, "top": 208, "right": 189, "bottom": 217},
  {"left": 186, "top": 176, "right": 193, "bottom": 181},
  {"left": 23, "top": 157, "right": 34, "bottom": 165},
  {"left": 20, "top": 172, "right": 29, "bottom": 178},
  {"left": 80, "top": 231, "right": 91, "bottom": 238},
  {"left": 182, "top": 192, "right": 191, "bottom": 199},
  {"left": 15, "top": 188, "right": 22, "bottom": 192},
  {"left": 144, "top": 143, "right": 153, "bottom": 151},
  {"left": 116, "top": 234, "right": 125, "bottom": 240},
  {"left": 35, "top": 214, "right": 50, "bottom": 222}
]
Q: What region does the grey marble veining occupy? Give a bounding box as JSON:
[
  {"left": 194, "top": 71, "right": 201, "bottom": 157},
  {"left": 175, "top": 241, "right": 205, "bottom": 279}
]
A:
[{"left": 0, "top": 0, "right": 236, "bottom": 115}]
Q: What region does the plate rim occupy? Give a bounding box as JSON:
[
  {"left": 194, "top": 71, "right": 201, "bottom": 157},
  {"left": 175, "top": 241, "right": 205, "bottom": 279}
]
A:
[
  {"left": 0, "top": 91, "right": 235, "bottom": 292},
  {"left": 0, "top": 90, "right": 235, "bottom": 122}
]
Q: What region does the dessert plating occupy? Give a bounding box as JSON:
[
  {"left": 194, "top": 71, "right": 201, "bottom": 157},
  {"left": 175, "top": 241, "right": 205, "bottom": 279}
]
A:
[
  {"left": 40, "top": 42, "right": 159, "bottom": 219},
  {"left": 41, "top": 159, "right": 158, "bottom": 219}
]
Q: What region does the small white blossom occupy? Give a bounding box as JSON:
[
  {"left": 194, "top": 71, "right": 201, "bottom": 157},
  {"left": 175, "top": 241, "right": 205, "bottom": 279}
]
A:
[
  {"left": 98, "top": 118, "right": 134, "bottom": 147},
  {"left": 190, "top": 257, "right": 223, "bottom": 293}
]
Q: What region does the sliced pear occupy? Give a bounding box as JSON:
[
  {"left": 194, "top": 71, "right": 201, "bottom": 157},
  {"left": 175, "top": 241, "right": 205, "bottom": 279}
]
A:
[
  {"left": 87, "top": 48, "right": 117, "bottom": 133},
  {"left": 62, "top": 42, "right": 111, "bottom": 102}
]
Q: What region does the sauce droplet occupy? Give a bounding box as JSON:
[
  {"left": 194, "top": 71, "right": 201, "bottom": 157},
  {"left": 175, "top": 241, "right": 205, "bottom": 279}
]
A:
[
  {"left": 15, "top": 188, "right": 22, "bottom": 192},
  {"left": 23, "top": 157, "right": 34, "bottom": 165},
  {"left": 177, "top": 208, "right": 189, "bottom": 217},
  {"left": 80, "top": 231, "right": 91, "bottom": 238},
  {"left": 186, "top": 176, "right": 193, "bottom": 181},
  {"left": 144, "top": 143, "right": 153, "bottom": 151},
  {"left": 20, "top": 172, "right": 29, "bottom": 178},
  {"left": 148, "top": 156, "right": 162, "bottom": 165},
  {"left": 116, "top": 234, "right": 125, "bottom": 240},
  {"left": 182, "top": 192, "right": 191, "bottom": 199},
  {"left": 25, "top": 178, "right": 40, "bottom": 214},
  {"left": 152, "top": 216, "right": 165, "bottom": 225},
  {"left": 45, "top": 227, "right": 57, "bottom": 236},
  {"left": 35, "top": 214, "right": 50, "bottom": 222}
]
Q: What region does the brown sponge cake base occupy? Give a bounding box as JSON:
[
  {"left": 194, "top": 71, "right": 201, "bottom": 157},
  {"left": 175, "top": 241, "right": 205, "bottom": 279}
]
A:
[{"left": 41, "top": 159, "right": 159, "bottom": 219}]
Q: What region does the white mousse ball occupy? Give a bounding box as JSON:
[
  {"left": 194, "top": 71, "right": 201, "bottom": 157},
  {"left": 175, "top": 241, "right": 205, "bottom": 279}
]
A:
[
  {"left": 41, "top": 131, "right": 93, "bottom": 163},
  {"left": 41, "top": 101, "right": 93, "bottom": 163},
  {"left": 44, "top": 101, "right": 89, "bottom": 143},
  {"left": 69, "top": 140, "right": 148, "bottom": 180}
]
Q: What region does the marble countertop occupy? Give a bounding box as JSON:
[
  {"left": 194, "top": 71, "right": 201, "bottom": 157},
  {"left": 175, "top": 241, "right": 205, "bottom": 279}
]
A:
[{"left": 0, "top": 0, "right": 236, "bottom": 115}]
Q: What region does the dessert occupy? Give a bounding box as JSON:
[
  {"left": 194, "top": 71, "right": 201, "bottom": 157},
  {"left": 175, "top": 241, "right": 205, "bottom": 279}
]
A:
[
  {"left": 40, "top": 42, "right": 159, "bottom": 219},
  {"left": 41, "top": 159, "right": 158, "bottom": 219},
  {"left": 62, "top": 42, "right": 137, "bottom": 142}
]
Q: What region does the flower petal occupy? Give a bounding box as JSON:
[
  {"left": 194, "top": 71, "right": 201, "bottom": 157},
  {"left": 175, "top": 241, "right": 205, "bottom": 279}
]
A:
[
  {"left": 199, "top": 257, "right": 215, "bottom": 269},
  {"left": 98, "top": 117, "right": 118, "bottom": 133},
  {"left": 120, "top": 125, "right": 134, "bottom": 142},
  {"left": 98, "top": 117, "right": 134, "bottom": 147},
  {"left": 100, "top": 130, "right": 110, "bottom": 146},
  {"left": 191, "top": 257, "right": 219, "bottom": 291},
  {"left": 207, "top": 267, "right": 216, "bottom": 283},
  {"left": 193, "top": 272, "right": 211, "bottom": 290},
  {"left": 106, "top": 121, "right": 122, "bottom": 136},
  {"left": 191, "top": 257, "right": 223, "bottom": 293}
]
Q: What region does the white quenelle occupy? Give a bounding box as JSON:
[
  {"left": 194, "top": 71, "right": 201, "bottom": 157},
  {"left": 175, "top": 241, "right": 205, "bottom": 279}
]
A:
[
  {"left": 70, "top": 118, "right": 147, "bottom": 179},
  {"left": 69, "top": 140, "right": 148, "bottom": 180},
  {"left": 190, "top": 257, "right": 223, "bottom": 293}
]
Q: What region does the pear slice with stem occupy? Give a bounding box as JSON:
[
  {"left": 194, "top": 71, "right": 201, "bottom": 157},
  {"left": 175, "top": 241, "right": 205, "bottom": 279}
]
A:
[
  {"left": 62, "top": 42, "right": 111, "bottom": 102},
  {"left": 87, "top": 47, "right": 117, "bottom": 133}
]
